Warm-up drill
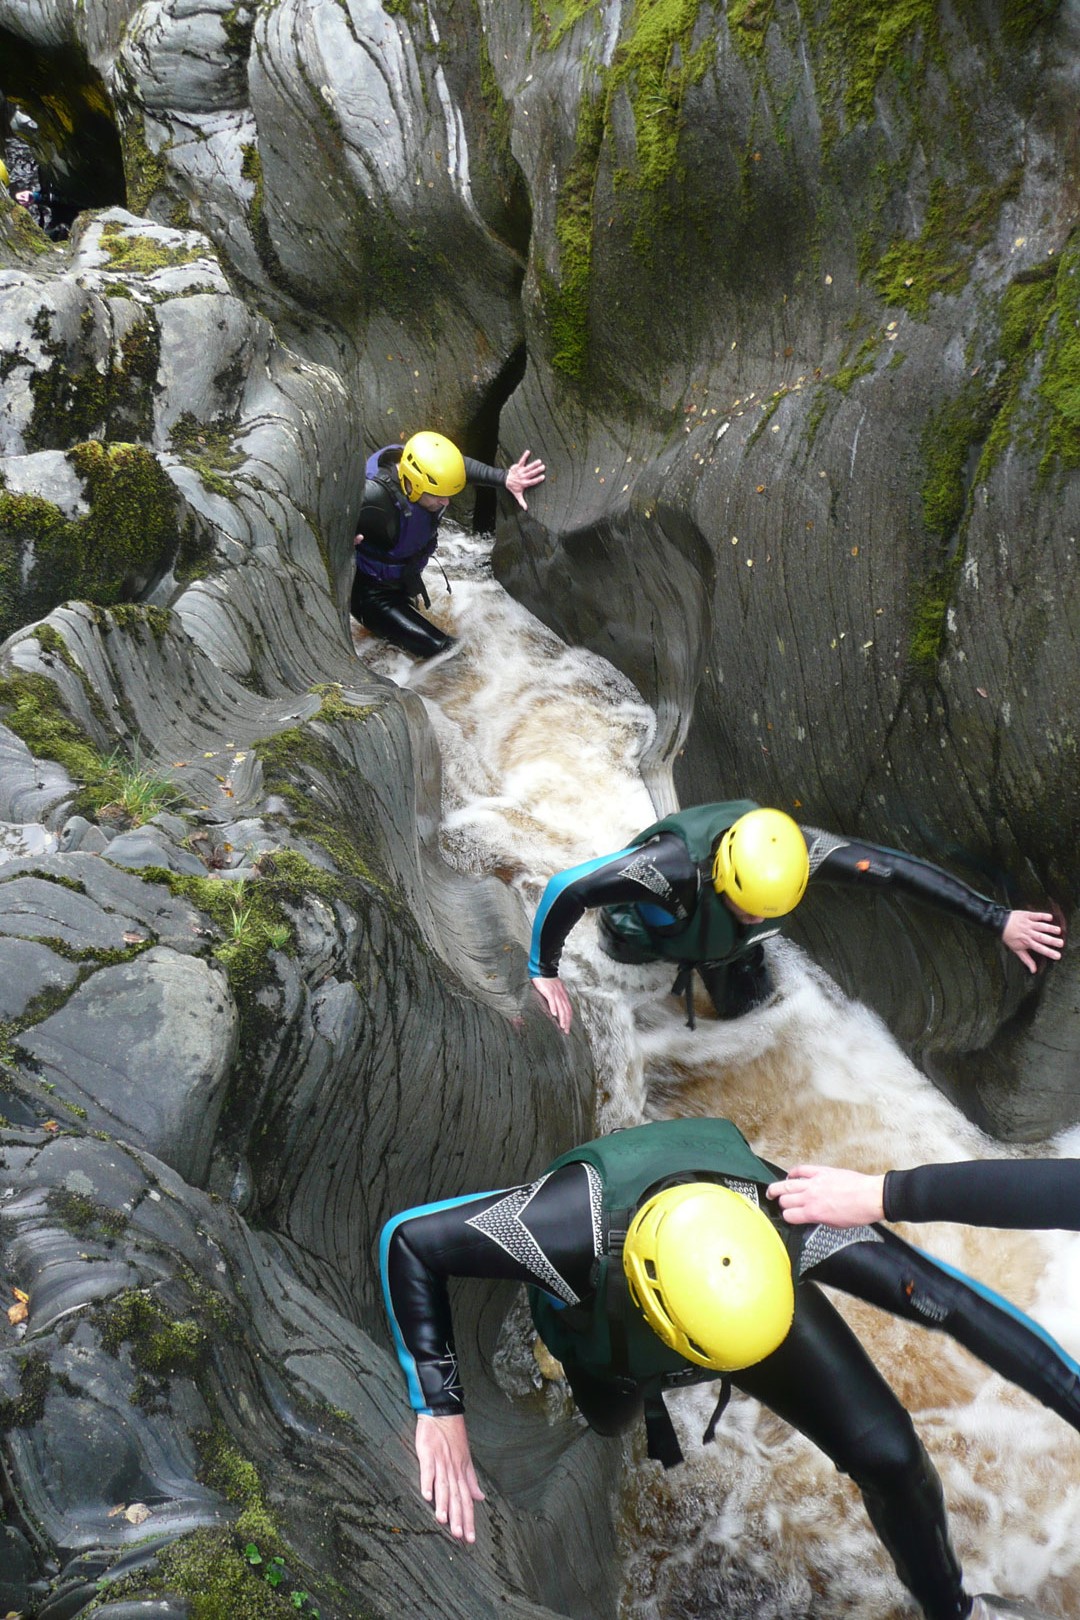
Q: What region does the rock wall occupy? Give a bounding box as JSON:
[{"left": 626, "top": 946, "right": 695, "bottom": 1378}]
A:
[
  {"left": 1, "top": 1, "right": 1079, "bottom": 1616},
  {"left": 487, "top": 0, "right": 1080, "bottom": 1130},
  {"left": 0, "top": 198, "right": 611, "bottom": 1618}
]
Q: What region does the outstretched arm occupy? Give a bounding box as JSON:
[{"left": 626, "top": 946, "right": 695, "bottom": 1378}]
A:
[
  {"left": 529, "top": 834, "right": 699, "bottom": 1033},
  {"left": 503, "top": 449, "right": 546, "bottom": 509},
  {"left": 381, "top": 1169, "right": 597, "bottom": 1535},
  {"left": 805, "top": 829, "right": 1064, "bottom": 969},
  {"left": 767, "top": 1165, "right": 885, "bottom": 1226},
  {"left": 770, "top": 1158, "right": 1080, "bottom": 1229},
  {"left": 415, "top": 1413, "right": 485, "bottom": 1543}
]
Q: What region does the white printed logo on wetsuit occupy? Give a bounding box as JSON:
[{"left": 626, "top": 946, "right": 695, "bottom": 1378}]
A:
[
  {"left": 465, "top": 1164, "right": 603, "bottom": 1306},
  {"left": 801, "top": 826, "right": 849, "bottom": 874},
  {"left": 620, "top": 853, "right": 684, "bottom": 916},
  {"left": 434, "top": 1342, "right": 461, "bottom": 1405}
]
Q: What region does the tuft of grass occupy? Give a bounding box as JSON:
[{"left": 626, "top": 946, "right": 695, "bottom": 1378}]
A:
[
  {"left": 96, "top": 745, "right": 187, "bottom": 827},
  {"left": 214, "top": 881, "right": 292, "bottom": 967}
]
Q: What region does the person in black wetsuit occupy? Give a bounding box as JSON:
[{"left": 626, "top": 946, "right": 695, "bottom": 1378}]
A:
[
  {"left": 380, "top": 1118, "right": 1072, "bottom": 1619},
  {"left": 351, "top": 430, "right": 545, "bottom": 659},
  {"left": 769, "top": 1157, "right": 1080, "bottom": 1232},
  {"left": 529, "top": 801, "right": 1064, "bottom": 1031}
]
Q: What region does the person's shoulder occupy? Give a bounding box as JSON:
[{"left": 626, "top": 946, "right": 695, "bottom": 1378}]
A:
[{"left": 362, "top": 472, "right": 400, "bottom": 508}]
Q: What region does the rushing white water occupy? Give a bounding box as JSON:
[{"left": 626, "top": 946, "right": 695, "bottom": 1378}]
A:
[{"left": 354, "top": 529, "right": 1080, "bottom": 1619}]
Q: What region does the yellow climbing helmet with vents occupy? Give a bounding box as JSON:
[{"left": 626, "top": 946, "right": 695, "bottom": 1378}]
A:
[
  {"left": 623, "top": 1182, "right": 794, "bottom": 1371},
  {"left": 712, "top": 808, "right": 809, "bottom": 918},
  {"left": 398, "top": 431, "right": 466, "bottom": 502}
]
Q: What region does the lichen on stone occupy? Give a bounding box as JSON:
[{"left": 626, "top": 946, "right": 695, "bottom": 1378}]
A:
[{"left": 0, "top": 440, "right": 182, "bottom": 640}]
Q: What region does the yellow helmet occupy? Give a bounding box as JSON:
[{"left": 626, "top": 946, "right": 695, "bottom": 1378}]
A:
[
  {"left": 712, "top": 808, "right": 809, "bottom": 918},
  {"left": 0, "top": 159, "right": 9, "bottom": 188},
  {"left": 623, "top": 1182, "right": 794, "bottom": 1371},
  {"left": 398, "top": 431, "right": 466, "bottom": 502}
]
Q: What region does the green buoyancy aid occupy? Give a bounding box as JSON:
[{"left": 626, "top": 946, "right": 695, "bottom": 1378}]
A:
[
  {"left": 528, "top": 1118, "right": 791, "bottom": 1388},
  {"left": 603, "top": 800, "right": 779, "bottom": 965}
]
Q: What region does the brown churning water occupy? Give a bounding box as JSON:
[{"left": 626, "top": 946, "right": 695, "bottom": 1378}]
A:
[{"left": 355, "top": 528, "right": 1080, "bottom": 1618}]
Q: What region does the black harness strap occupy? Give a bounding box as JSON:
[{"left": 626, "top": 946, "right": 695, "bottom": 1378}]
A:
[
  {"left": 643, "top": 1381, "right": 684, "bottom": 1468},
  {"left": 702, "top": 1378, "right": 732, "bottom": 1446},
  {"left": 671, "top": 964, "right": 696, "bottom": 1029}
]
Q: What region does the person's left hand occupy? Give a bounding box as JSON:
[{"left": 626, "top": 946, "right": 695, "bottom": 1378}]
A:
[
  {"left": 1002, "top": 910, "right": 1064, "bottom": 973},
  {"left": 504, "top": 450, "right": 546, "bottom": 509}
]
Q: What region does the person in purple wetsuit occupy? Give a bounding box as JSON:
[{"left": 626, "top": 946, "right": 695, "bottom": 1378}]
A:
[{"left": 351, "top": 430, "right": 544, "bottom": 658}]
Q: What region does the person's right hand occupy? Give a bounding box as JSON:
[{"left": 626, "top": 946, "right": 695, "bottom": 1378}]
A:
[
  {"left": 414, "top": 1413, "right": 485, "bottom": 1543},
  {"left": 766, "top": 1165, "right": 886, "bottom": 1227},
  {"left": 532, "top": 975, "right": 573, "bottom": 1033},
  {"left": 353, "top": 531, "right": 364, "bottom": 549}
]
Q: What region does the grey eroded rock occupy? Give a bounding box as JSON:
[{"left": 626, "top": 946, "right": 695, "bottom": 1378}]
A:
[
  {"left": 1, "top": 159, "right": 606, "bottom": 1620},
  {"left": 18, "top": 947, "right": 237, "bottom": 1186},
  {"left": 487, "top": 0, "right": 1080, "bottom": 1112},
  {"left": 4, "top": 3, "right": 1077, "bottom": 1618}
]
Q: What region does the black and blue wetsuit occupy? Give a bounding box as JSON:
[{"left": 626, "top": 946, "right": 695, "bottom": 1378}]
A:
[
  {"left": 529, "top": 805, "right": 1009, "bottom": 1023},
  {"left": 381, "top": 1126, "right": 1080, "bottom": 1620}
]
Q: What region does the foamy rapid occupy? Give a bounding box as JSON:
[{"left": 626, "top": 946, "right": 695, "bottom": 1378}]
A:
[{"left": 353, "top": 528, "right": 1080, "bottom": 1618}]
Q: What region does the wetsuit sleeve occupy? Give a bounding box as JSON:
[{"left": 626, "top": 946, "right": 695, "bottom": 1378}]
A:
[
  {"left": 354, "top": 478, "right": 400, "bottom": 552},
  {"left": 380, "top": 1169, "right": 596, "bottom": 1414},
  {"left": 462, "top": 456, "right": 507, "bottom": 489},
  {"left": 528, "top": 834, "right": 698, "bottom": 977},
  {"left": 810, "top": 1223, "right": 1080, "bottom": 1438},
  {"left": 883, "top": 1160, "right": 1080, "bottom": 1228},
  {"left": 800, "top": 826, "right": 1009, "bottom": 934}
]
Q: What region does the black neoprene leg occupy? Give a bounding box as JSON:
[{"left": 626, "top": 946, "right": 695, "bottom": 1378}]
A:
[
  {"left": 732, "top": 1280, "right": 968, "bottom": 1620},
  {"left": 561, "top": 1360, "right": 643, "bottom": 1437},
  {"left": 697, "top": 945, "right": 774, "bottom": 1019},
  {"left": 351, "top": 577, "right": 454, "bottom": 658},
  {"left": 813, "top": 1227, "right": 1080, "bottom": 1434}
]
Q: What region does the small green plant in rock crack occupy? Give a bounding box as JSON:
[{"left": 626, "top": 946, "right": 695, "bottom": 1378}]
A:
[
  {"left": 216, "top": 881, "right": 292, "bottom": 964},
  {"left": 243, "top": 1543, "right": 320, "bottom": 1615}
]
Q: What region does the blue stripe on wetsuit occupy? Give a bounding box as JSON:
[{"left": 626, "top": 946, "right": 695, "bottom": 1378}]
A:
[
  {"left": 528, "top": 847, "right": 637, "bottom": 977},
  {"left": 380, "top": 1192, "right": 505, "bottom": 1412},
  {"left": 912, "top": 1243, "right": 1080, "bottom": 1376}
]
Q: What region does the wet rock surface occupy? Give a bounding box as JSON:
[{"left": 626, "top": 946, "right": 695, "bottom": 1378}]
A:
[
  {"left": 1, "top": 1, "right": 1078, "bottom": 1616},
  {"left": 0, "top": 194, "right": 601, "bottom": 1620}
]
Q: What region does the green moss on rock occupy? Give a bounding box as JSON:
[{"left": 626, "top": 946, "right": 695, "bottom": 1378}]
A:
[
  {"left": 1034, "top": 243, "right": 1080, "bottom": 472},
  {"left": 95, "top": 1528, "right": 332, "bottom": 1620},
  {"left": 47, "top": 1187, "right": 129, "bottom": 1242},
  {"left": 0, "top": 440, "right": 183, "bottom": 640},
  {"left": 170, "top": 411, "right": 246, "bottom": 497},
  {"left": 539, "top": 0, "right": 713, "bottom": 385},
  {"left": 196, "top": 1426, "right": 280, "bottom": 1548},
  {"left": 98, "top": 1284, "right": 220, "bottom": 1378},
  {"left": 26, "top": 305, "right": 161, "bottom": 450},
  {"left": 99, "top": 218, "right": 204, "bottom": 275},
  {"left": 0, "top": 669, "right": 106, "bottom": 784},
  {"left": 806, "top": 0, "right": 937, "bottom": 129},
  {"left": 726, "top": 0, "right": 777, "bottom": 56},
  {"left": 0, "top": 1351, "right": 52, "bottom": 1430},
  {"left": 873, "top": 175, "right": 1020, "bottom": 318}
]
